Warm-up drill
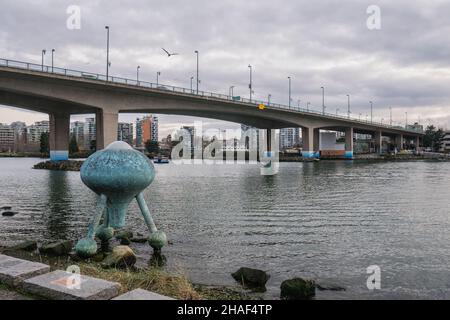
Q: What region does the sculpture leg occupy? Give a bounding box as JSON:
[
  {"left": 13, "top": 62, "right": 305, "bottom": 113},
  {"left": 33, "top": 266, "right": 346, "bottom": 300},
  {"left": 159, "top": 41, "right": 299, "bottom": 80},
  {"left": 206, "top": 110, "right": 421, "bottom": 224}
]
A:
[
  {"left": 75, "top": 194, "right": 107, "bottom": 257},
  {"left": 96, "top": 203, "right": 115, "bottom": 243},
  {"left": 136, "top": 192, "right": 167, "bottom": 251}
]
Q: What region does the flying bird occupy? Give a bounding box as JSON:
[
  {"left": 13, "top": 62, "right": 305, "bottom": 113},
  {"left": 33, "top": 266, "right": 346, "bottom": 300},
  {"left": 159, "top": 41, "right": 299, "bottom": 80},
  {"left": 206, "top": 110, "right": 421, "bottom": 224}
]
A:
[{"left": 162, "top": 48, "right": 179, "bottom": 57}]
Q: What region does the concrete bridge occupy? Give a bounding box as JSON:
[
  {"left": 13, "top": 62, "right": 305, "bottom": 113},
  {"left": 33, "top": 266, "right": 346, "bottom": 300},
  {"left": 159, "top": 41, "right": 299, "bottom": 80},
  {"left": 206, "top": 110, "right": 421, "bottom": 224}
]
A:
[{"left": 0, "top": 58, "right": 424, "bottom": 161}]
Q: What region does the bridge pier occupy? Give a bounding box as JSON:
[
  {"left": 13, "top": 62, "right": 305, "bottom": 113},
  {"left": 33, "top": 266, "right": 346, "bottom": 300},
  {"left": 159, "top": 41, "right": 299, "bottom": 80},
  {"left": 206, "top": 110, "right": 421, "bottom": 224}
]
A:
[
  {"left": 395, "top": 134, "right": 404, "bottom": 151},
  {"left": 345, "top": 127, "right": 354, "bottom": 159},
  {"left": 96, "top": 110, "right": 118, "bottom": 150},
  {"left": 374, "top": 131, "right": 383, "bottom": 154},
  {"left": 302, "top": 127, "right": 320, "bottom": 158},
  {"left": 49, "top": 113, "right": 70, "bottom": 161},
  {"left": 415, "top": 136, "right": 421, "bottom": 151}
]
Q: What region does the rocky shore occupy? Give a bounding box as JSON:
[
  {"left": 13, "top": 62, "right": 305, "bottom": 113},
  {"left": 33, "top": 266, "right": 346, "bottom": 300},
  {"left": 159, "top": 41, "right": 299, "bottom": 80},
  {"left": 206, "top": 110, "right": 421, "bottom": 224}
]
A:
[
  {"left": 33, "top": 160, "right": 84, "bottom": 171},
  {"left": 0, "top": 238, "right": 345, "bottom": 300}
]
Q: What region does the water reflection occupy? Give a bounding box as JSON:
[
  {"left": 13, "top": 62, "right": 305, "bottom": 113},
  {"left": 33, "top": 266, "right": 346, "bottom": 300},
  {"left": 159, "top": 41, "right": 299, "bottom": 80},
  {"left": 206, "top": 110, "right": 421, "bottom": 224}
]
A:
[
  {"left": 45, "top": 171, "right": 71, "bottom": 240},
  {"left": 1, "top": 159, "right": 450, "bottom": 299}
]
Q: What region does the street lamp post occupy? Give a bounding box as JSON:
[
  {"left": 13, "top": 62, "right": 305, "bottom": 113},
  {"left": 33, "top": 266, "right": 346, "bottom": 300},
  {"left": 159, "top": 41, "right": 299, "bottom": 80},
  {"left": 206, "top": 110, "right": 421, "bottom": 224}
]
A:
[
  {"left": 229, "top": 86, "right": 235, "bottom": 98},
  {"left": 190, "top": 76, "right": 194, "bottom": 93},
  {"left": 288, "top": 76, "right": 291, "bottom": 108},
  {"left": 51, "top": 49, "right": 55, "bottom": 72},
  {"left": 248, "top": 64, "right": 253, "bottom": 102},
  {"left": 307, "top": 102, "right": 310, "bottom": 111},
  {"left": 390, "top": 107, "right": 392, "bottom": 126},
  {"left": 321, "top": 86, "right": 325, "bottom": 114},
  {"left": 136, "top": 66, "right": 140, "bottom": 83},
  {"left": 41, "top": 49, "right": 46, "bottom": 71},
  {"left": 105, "top": 26, "right": 110, "bottom": 81},
  {"left": 156, "top": 71, "right": 161, "bottom": 86},
  {"left": 347, "top": 94, "right": 351, "bottom": 118},
  {"left": 194, "top": 50, "right": 199, "bottom": 94},
  {"left": 268, "top": 94, "right": 271, "bottom": 106},
  {"left": 369, "top": 101, "right": 373, "bottom": 123},
  {"left": 405, "top": 112, "right": 408, "bottom": 127},
  {"left": 298, "top": 99, "right": 301, "bottom": 108}
]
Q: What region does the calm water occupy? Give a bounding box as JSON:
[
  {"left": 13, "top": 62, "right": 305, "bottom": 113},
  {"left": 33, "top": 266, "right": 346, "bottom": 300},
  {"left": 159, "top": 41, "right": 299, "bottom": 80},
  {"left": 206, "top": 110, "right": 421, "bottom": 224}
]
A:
[{"left": 1, "top": 158, "right": 450, "bottom": 299}]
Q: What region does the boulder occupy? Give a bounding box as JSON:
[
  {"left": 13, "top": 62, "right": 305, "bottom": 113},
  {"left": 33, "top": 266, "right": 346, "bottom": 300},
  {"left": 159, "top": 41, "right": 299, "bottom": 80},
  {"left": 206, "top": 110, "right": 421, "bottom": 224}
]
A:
[
  {"left": 115, "top": 229, "right": 133, "bottom": 240},
  {"left": 2, "top": 211, "right": 17, "bottom": 217},
  {"left": 130, "top": 237, "right": 148, "bottom": 243},
  {"left": 280, "top": 278, "right": 316, "bottom": 300},
  {"left": 6, "top": 240, "right": 38, "bottom": 252},
  {"left": 39, "top": 240, "right": 73, "bottom": 256},
  {"left": 316, "top": 282, "right": 346, "bottom": 292},
  {"left": 101, "top": 245, "right": 136, "bottom": 269},
  {"left": 231, "top": 267, "right": 270, "bottom": 290},
  {"left": 115, "top": 229, "right": 133, "bottom": 245}
]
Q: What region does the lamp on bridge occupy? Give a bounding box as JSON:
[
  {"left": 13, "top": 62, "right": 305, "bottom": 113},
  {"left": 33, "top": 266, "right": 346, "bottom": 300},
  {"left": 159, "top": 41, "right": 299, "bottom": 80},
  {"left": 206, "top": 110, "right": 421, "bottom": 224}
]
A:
[
  {"left": 41, "top": 49, "right": 46, "bottom": 71},
  {"left": 75, "top": 141, "right": 167, "bottom": 258}
]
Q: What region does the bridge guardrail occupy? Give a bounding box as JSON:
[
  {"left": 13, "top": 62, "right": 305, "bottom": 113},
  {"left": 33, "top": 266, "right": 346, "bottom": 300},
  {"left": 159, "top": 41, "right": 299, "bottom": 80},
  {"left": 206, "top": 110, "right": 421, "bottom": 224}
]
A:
[{"left": 0, "top": 58, "right": 423, "bottom": 134}]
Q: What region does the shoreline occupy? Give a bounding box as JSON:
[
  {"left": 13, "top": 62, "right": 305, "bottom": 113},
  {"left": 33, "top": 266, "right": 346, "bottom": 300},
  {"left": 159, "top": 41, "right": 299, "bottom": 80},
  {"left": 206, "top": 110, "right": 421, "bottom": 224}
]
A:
[
  {"left": 27, "top": 154, "right": 450, "bottom": 172},
  {"left": 0, "top": 244, "right": 259, "bottom": 300}
]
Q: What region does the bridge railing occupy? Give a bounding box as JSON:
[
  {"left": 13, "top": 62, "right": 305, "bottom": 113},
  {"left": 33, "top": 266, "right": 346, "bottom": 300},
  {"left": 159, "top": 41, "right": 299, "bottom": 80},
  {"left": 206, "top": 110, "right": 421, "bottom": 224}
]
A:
[{"left": 0, "top": 58, "right": 423, "bottom": 134}]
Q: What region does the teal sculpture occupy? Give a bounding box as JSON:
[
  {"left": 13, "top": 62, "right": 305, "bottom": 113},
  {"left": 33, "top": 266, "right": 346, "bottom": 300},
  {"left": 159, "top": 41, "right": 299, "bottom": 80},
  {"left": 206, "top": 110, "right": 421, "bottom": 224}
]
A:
[{"left": 75, "top": 141, "right": 167, "bottom": 258}]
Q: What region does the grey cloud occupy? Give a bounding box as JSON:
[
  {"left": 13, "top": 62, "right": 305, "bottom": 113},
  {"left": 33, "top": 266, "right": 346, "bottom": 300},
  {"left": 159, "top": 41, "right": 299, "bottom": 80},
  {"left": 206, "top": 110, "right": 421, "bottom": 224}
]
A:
[{"left": 1, "top": 0, "right": 450, "bottom": 130}]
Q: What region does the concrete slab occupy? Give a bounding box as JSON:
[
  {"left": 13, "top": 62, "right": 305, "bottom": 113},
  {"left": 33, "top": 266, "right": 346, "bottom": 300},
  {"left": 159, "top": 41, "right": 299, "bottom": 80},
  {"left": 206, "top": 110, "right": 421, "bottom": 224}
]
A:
[
  {"left": 23, "top": 270, "right": 121, "bottom": 300},
  {"left": 0, "top": 254, "right": 50, "bottom": 287},
  {"left": 112, "top": 288, "right": 174, "bottom": 300}
]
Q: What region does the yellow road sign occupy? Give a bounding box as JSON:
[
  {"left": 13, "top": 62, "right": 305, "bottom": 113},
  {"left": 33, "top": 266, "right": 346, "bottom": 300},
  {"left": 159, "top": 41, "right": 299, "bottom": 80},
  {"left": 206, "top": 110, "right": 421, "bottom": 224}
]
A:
[{"left": 258, "top": 103, "right": 265, "bottom": 110}]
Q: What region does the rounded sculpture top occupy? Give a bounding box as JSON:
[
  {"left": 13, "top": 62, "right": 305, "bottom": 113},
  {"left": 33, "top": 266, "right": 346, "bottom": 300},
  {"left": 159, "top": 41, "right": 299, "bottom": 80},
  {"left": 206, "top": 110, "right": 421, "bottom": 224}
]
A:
[{"left": 80, "top": 141, "right": 155, "bottom": 195}]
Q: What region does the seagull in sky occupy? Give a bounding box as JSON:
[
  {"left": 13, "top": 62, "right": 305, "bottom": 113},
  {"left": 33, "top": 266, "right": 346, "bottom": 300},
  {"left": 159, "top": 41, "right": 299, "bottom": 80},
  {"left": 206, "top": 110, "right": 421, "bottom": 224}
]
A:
[{"left": 162, "top": 48, "right": 179, "bottom": 57}]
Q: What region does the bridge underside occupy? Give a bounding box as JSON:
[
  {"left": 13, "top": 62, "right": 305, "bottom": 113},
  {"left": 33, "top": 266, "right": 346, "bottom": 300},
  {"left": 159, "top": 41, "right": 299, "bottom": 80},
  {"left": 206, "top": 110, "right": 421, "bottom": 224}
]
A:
[{"left": 0, "top": 67, "right": 424, "bottom": 160}]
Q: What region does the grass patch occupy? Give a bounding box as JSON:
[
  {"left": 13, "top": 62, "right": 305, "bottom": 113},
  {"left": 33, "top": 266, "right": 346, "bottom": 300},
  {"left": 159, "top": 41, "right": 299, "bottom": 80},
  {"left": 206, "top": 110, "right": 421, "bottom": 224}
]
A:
[
  {"left": 78, "top": 262, "right": 201, "bottom": 300},
  {"left": 0, "top": 248, "right": 257, "bottom": 300}
]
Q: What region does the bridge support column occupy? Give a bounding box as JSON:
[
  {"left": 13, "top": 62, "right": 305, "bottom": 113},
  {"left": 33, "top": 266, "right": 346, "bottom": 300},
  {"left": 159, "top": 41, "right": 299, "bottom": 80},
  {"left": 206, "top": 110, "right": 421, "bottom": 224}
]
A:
[
  {"left": 374, "top": 131, "right": 383, "bottom": 154},
  {"left": 49, "top": 113, "right": 70, "bottom": 161},
  {"left": 96, "top": 110, "right": 118, "bottom": 150},
  {"left": 395, "top": 134, "right": 403, "bottom": 152},
  {"left": 344, "top": 127, "right": 354, "bottom": 159},
  {"left": 302, "top": 127, "right": 320, "bottom": 158},
  {"left": 415, "top": 136, "right": 421, "bottom": 151}
]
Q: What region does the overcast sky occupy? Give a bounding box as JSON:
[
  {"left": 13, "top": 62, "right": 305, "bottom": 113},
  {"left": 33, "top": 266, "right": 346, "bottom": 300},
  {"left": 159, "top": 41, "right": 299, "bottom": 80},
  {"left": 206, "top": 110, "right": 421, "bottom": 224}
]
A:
[{"left": 1, "top": 0, "right": 450, "bottom": 137}]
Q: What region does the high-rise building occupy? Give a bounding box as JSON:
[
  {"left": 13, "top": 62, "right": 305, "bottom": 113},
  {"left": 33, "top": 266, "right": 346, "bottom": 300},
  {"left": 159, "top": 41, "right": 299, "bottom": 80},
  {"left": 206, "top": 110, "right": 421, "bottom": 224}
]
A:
[
  {"left": 70, "top": 121, "right": 85, "bottom": 149},
  {"left": 151, "top": 116, "right": 158, "bottom": 142},
  {"left": 10, "top": 121, "right": 27, "bottom": 150},
  {"left": 0, "top": 123, "right": 15, "bottom": 152},
  {"left": 117, "top": 123, "right": 134, "bottom": 145},
  {"left": 279, "top": 128, "right": 300, "bottom": 150},
  {"left": 27, "top": 121, "right": 49, "bottom": 143},
  {"left": 84, "top": 118, "right": 96, "bottom": 150},
  {"left": 136, "top": 115, "right": 158, "bottom": 147}
]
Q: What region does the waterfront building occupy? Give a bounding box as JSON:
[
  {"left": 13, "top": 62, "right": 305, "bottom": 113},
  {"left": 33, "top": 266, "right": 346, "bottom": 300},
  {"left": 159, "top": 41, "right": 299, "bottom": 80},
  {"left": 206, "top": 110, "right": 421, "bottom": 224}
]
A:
[
  {"left": 84, "top": 118, "right": 96, "bottom": 150},
  {"left": 70, "top": 121, "right": 85, "bottom": 149},
  {"left": 117, "top": 122, "right": 134, "bottom": 145},
  {"left": 279, "top": 128, "right": 300, "bottom": 150},
  {"left": 27, "top": 120, "right": 49, "bottom": 143},
  {"left": 406, "top": 122, "right": 424, "bottom": 133},
  {"left": 0, "top": 123, "right": 15, "bottom": 152},
  {"left": 441, "top": 131, "right": 450, "bottom": 153},
  {"left": 136, "top": 115, "right": 158, "bottom": 147}
]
